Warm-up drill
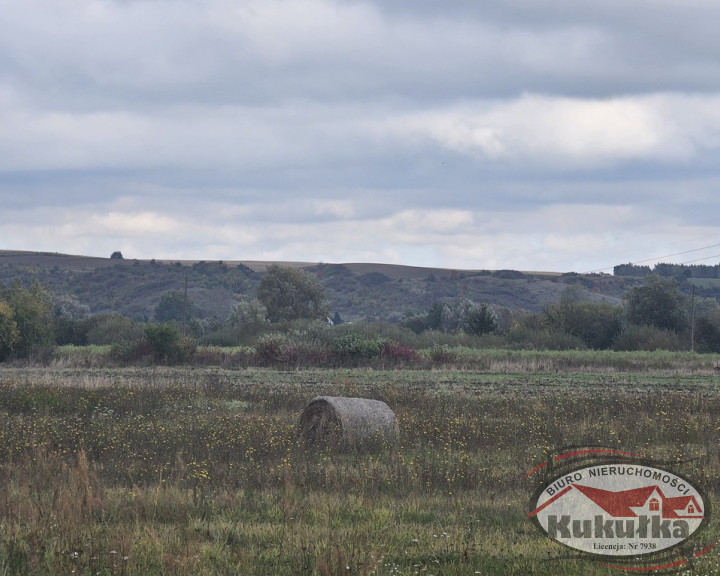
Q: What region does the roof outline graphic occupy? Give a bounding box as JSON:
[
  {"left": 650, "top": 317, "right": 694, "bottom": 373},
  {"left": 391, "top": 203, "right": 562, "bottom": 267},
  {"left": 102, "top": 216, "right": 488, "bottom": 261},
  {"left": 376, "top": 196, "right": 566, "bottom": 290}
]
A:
[{"left": 529, "top": 484, "right": 704, "bottom": 520}]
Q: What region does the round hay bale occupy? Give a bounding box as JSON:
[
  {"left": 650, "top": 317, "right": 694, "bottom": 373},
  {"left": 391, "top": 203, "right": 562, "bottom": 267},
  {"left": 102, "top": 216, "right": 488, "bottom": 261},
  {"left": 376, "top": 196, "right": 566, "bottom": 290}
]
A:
[{"left": 299, "top": 396, "right": 397, "bottom": 449}]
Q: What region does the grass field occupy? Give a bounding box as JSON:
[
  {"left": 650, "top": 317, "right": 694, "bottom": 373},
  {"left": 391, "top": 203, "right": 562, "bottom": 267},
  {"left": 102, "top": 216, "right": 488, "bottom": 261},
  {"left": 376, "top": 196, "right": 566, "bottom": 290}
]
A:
[{"left": 2, "top": 358, "right": 720, "bottom": 575}]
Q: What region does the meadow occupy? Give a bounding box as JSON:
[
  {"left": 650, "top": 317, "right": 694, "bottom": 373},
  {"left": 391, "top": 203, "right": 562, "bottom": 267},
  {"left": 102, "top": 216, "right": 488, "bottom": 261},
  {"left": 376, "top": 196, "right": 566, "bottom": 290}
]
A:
[{"left": 2, "top": 354, "right": 720, "bottom": 575}]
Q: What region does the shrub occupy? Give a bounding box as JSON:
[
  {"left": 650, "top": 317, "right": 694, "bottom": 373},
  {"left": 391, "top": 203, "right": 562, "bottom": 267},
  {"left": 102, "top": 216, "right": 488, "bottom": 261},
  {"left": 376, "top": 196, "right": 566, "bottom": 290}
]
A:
[
  {"left": 228, "top": 300, "right": 269, "bottom": 342},
  {"left": 155, "top": 290, "right": 196, "bottom": 323},
  {"left": 199, "top": 326, "right": 245, "bottom": 347},
  {"left": 332, "top": 334, "right": 385, "bottom": 364},
  {"left": 87, "top": 314, "right": 143, "bottom": 346},
  {"left": 695, "top": 316, "right": 720, "bottom": 353},
  {"left": 294, "top": 342, "right": 331, "bottom": 367},
  {"left": 0, "top": 300, "right": 19, "bottom": 361},
  {"left": 145, "top": 323, "right": 180, "bottom": 359},
  {"left": 0, "top": 279, "right": 54, "bottom": 357},
  {"left": 544, "top": 301, "right": 623, "bottom": 349},
  {"left": 381, "top": 340, "right": 417, "bottom": 364},
  {"left": 254, "top": 333, "right": 293, "bottom": 365},
  {"left": 624, "top": 275, "right": 688, "bottom": 332},
  {"left": 464, "top": 302, "right": 498, "bottom": 335},
  {"left": 404, "top": 314, "right": 429, "bottom": 334},
  {"left": 505, "top": 324, "right": 586, "bottom": 350},
  {"left": 427, "top": 344, "right": 458, "bottom": 366},
  {"left": 110, "top": 338, "right": 153, "bottom": 364},
  {"left": 193, "top": 346, "right": 254, "bottom": 367},
  {"left": 144, "top": 323, "right": 196, "bottom": 364},
  {"left": 175, "top": 336, "right": 197, "bottom": 363},
  {"left": 612, "top": 325, "right": 686, "bottom": 352},
  {"left": 256, "top": 265, "right": 327, "bottom": 322}
]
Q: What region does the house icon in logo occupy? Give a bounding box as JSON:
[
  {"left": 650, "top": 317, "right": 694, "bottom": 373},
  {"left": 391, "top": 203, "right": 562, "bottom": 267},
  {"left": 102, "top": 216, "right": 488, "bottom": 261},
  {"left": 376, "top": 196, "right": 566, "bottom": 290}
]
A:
[
  {"left": 529, "top": 484, "right": 704, "bottom": 520},
  {"left": 526, "top": 456, "right": 710, "bottom": 565},
  {"left": 571, "top": 485, "right": 704, "bottom": 519}
]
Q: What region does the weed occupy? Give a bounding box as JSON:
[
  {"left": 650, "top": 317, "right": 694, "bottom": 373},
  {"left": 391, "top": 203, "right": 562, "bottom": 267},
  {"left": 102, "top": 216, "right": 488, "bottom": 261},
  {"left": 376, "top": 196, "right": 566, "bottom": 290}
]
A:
[{"left": 1, "top": 365, "right": 720, "bottom": 574}]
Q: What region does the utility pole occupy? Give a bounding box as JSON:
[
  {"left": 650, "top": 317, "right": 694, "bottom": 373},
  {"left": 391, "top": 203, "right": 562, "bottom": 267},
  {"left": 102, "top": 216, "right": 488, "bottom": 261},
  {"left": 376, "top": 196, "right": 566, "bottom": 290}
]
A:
[
  {"left": 690, "top": 283, "right": 696, "bottom": 352},
  {"left": 182, "top": 273, "right": 188, "bottom": 336}
]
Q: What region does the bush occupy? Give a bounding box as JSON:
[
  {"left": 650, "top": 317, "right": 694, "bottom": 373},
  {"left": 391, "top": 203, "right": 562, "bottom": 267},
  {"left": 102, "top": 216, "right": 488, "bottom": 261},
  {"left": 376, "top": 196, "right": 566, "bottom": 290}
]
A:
[
  {"left": 256, "top": 265, "right": 327, "bottom": 323},
  {"left": 0, "top": 279, "right": 54, "bottom": 357},
  {"left": 175, "top": 336, "right": 197, "bottom": 362},
  {"left": 144, "top": 323, "right": 196, "bottom": 364},
  {"left": 404, "top": 314, "right": 429, "bottom": 334},
  {"left": 612, "top": 325, "right": 686, "bottom": 352},
  {"left": 254, "top": 333, "right": 294, "bottom": 365},
  {"left": 464, "top": 302, "right": 498, "bottom": 335},
  {"left": 155, "top": 290, "right": 196, "bottom": 323},
  {"left": 228, "top": 300, "right": 269, "bottom": 343},
  {"left": 110, "top": 338, "right": 153, "bottom": 364},
  {"left": 0, "top": 300, "right": 19, "bottom": 361},
  {"left": 87, "top": 314, "right": 143, "bottom": 345},
  {"left": 544, "top": 301, "right": 623, "bottom": 349},
  {"left": 427, "top": 345, "right": 458, "bottom": 366},
  {"left": 294, "top": 342, "right": 332, "bottom": 367},
  {"left": 332, "top": 333, "right": 385, "bottom": 364},
  {"left": 381, "top": 340, "right": 417, "bottom": 364},
  {"left": 505, "top": 324, "right": 586, "bottom": 350},
  {"left": 193, "top": 346, "right": 254, "bottom": 368},
  {"left": 695, "top": 316, "right": 720, "bottom": 353},
  {"left": 624, "top": 275, "right": 688, "bottom": 332},
  {"left": 199, "top": 326, "right": 245, "bottom": 347}
]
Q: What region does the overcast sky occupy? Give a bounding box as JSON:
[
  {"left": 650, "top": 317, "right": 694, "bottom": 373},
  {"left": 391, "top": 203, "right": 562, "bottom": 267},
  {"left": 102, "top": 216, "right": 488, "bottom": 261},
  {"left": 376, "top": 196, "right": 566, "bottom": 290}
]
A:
[{"left": 1, "top": 0, "right": 720, "bottom": 272}]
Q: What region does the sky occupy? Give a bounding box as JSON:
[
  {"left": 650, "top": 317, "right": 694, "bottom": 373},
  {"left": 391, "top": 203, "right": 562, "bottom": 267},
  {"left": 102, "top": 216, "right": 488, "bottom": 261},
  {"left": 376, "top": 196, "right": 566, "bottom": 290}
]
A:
[{"left": 1, "top": 0, "right": 720, "bottom": 273}]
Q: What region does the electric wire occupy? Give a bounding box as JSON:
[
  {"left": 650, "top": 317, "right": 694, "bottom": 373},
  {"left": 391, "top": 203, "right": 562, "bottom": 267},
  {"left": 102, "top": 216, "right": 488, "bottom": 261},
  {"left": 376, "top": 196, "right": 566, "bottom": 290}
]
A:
[{"left": 584, "top": 242, "right": 720, "bottom": 274}]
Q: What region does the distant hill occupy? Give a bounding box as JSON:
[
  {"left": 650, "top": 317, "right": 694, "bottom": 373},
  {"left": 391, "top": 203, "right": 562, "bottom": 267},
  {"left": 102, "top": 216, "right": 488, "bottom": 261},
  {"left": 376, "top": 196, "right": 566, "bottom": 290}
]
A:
[{"left": 0, "top": 250, "right": 634, "bottom": 324}]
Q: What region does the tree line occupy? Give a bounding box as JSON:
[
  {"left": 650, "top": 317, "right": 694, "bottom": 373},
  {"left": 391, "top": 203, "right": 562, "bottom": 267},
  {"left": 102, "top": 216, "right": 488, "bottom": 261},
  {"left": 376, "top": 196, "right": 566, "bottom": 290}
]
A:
[
  {"left": 2, "top": 266, "right": 720, "bottom": 365},
  {"left": 614, "top": 261, "right": 720, "bottom": 279}
]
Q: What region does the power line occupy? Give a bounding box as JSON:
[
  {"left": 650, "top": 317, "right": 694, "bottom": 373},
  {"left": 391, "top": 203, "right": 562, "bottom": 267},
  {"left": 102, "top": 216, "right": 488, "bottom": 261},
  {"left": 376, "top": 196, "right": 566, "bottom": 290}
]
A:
[
  {"left": 627, "top": 242, "right": 720, "bottom": 266},
  {"left": 681, "top": 253, "right": 720, "bottom": 265},
  {"left": 585, "top": 241, "right": 720, "bottom": 274}
]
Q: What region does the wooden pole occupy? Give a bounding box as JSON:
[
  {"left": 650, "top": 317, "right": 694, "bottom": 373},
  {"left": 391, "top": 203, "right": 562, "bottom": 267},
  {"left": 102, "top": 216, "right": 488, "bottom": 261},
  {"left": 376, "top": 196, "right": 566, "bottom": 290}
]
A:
[
  {"left": 182, "top": 273, "right": 188, "bottom": 336},
  {"left": 690, "top": 283, "right": 695, "bottom": 352}
]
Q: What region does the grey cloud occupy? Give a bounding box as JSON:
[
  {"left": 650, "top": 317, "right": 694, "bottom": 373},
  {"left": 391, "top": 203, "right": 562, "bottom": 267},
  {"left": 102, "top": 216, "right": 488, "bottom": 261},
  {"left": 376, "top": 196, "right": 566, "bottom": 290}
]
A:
[
  {"left": 3, "top": 0, "right": 719, "bottom": 113},
  {"left": 1, "top": 0, "right": 719, "bottom": 270}
]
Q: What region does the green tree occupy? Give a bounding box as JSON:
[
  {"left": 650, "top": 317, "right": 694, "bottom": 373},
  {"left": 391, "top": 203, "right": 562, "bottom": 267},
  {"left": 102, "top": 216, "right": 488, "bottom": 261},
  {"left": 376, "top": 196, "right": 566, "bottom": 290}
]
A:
[
  {"left": 436, "top": 299, "right": 494, "bottom": 334},
  {"left": 0, "top": 300, "right": 19, "bottom": 360},
  {"left": 144, "top": 323, "right": 180, "bottom": 360},
  {"left": 155, "top": 290, "right": 194, "bottom": 323},
  {"left": 52, "top": 294, "right": 92, "bottom": 345},
  {"left": 0, "top": 279, "right": 54, "bottom": 356},
  {"left": 545, "top": 300, "right": 623, "bottom": 349},
  {"left": 613, "top": 263, "right": 651, "bottom": 277},
  {"left": 464, "top": 302, "right": 498, "bottom": 335},
  {"left": 693, "top": 299, "right": 720, "bottom": 353},
  {"left": 229, "top": 299, "right": 268, "bottom": 338},
  {"left": 256, "top": 265, "right": 327, "bottom": 323},
  {"left": 427, "top": 302, "right": 445, "bottom": 331},
  {"left": 144, "top": 323, "right": 195, "bottom": 363},
  {"left": 87, "top": 314, "right": 143, "bottom": 345},
  {"left": 403, "top": 301, "right": 445, "bottom": 333},
  {"left": 624, "top": 275, "right": 688, "bottom": 332}
]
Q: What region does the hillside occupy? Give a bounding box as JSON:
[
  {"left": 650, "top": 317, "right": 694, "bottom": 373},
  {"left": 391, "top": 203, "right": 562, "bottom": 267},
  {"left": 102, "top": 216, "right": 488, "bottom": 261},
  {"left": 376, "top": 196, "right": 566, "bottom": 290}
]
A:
[{"left": 1, "top": 250, "right": 633, "bottom": 324}]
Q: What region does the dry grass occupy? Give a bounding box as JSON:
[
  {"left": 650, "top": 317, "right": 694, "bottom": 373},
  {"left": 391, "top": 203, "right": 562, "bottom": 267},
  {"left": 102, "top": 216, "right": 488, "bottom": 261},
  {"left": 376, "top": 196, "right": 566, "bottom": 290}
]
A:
[{"left": 2, "top": 363, "right": 720, "bottom": 575}]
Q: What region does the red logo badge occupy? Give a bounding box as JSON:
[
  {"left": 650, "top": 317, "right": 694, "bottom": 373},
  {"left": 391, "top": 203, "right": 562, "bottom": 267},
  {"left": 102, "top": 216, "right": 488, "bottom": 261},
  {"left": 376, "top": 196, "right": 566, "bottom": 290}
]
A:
[{"left": 525, "top": 448, "right": 715, "bottom": 571}]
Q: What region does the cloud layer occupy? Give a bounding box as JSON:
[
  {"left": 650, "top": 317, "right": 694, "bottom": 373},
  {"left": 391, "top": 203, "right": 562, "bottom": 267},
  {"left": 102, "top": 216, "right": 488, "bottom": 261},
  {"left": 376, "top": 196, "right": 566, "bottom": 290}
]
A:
[{"left": 1, "top": 0, "right": 719, "bottom": 272}]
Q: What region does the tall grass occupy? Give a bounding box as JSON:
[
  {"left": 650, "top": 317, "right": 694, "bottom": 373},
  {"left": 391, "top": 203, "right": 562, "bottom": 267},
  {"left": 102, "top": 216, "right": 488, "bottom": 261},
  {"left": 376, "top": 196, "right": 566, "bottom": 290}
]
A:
[
  {"left": 51, "top": 337, "right": 720, "bottom": 374},
  {"left": 1, "top": 367, "right": 720, "bottom": 574}
]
